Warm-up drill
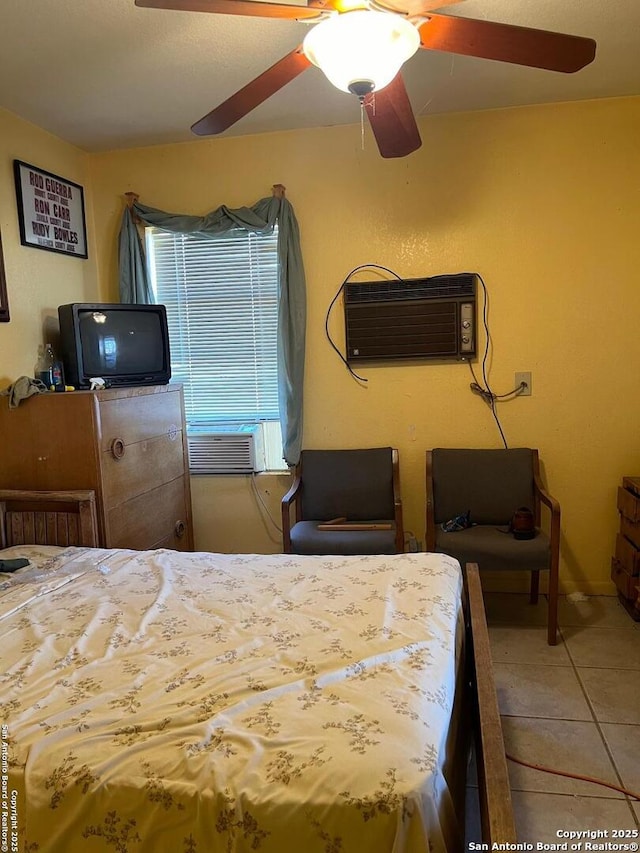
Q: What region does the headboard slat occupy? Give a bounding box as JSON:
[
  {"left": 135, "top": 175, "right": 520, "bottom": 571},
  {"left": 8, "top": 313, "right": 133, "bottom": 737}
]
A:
[{"left": 0, "top": 490, "right": 98, "bottom": 549}]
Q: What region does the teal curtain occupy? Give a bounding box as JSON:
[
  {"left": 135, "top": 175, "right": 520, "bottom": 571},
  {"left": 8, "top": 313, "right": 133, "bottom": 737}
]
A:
[
  {"left": 117, "top": 193, "right": 306, "bottom": 466},
  {"left": 118, "top": 207, "right": 152, "bottom": 304}
]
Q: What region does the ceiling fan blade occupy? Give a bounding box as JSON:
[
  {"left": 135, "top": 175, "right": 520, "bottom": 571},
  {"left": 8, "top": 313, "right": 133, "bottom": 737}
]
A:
[
  {"left": 417, "top": 0, "right": 464, "bottom": 8},
  {"left": 191, "top": 47, "right": 311, "bottom": 135},
  {"left": 364, "top": 74, "right": 422, "bottom": 159},
  {"left": 418, "top": 13, "right": 596, "bottom": 72},
  {"left": 379, "top": 0, "right": 463, "bottom": 16},
  {"left": 135, "top": 0, "right": 329, "bottom": 20}
]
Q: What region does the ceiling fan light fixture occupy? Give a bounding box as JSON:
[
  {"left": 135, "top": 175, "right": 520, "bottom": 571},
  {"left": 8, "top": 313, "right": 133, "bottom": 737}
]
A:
[{"left": 302, "top": 10, "right": 420, "bottom": 96}]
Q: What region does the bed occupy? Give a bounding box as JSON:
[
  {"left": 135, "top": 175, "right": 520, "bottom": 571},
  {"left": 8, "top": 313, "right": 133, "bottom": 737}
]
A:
[{"left": 0, "top": 490, "right": 515, "bottom": 852}]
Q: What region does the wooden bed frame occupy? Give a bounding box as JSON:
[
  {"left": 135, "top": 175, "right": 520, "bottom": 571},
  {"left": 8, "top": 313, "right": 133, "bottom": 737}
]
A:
[
  {"left": 0, "top": 490, "right": 516, "bottom": 846},
  {"left": 465, "top": 562, "right": 517, "bottom": 844},
  {"left": 0, "top": 488, "right": 99, "bottom": 548}
]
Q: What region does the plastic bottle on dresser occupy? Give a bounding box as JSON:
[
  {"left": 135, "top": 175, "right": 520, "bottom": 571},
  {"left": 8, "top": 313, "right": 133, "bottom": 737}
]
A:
[
  {"left": 34, "top": 344, "right": 48, "bottom": 385},
  {"left": 35, "top": 343, "right": 64, "bottom": 389}
]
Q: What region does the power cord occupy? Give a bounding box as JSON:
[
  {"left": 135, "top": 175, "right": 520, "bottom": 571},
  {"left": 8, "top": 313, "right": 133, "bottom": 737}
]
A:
[
  {"left": 506, "top": 753, "right": 640, "bottom": 801},
  {"left": 250, "top": 472, "right": 284, "bottom": 543},
  {"left": 469, "top": 373, "right": 528, "bottom": 405},
  {"left": 325, "top": 263, "right": 405, "bottom": 383},
  {"left": 465, "top": 273, "right": 528, "bottom": 449}
]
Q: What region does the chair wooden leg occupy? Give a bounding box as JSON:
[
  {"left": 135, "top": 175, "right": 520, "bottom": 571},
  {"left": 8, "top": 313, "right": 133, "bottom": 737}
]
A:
[
  {"left": 547, "top": 567, "right": 559, "bottom": 646},
  {"left": 529, "top": 570, "right": 540, "bottom": 604}
]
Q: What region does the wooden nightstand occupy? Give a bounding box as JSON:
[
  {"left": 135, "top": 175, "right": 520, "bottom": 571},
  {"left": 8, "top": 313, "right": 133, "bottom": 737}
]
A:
[{"left": 611, "top": 476, "right": 640, "bottom": 621}]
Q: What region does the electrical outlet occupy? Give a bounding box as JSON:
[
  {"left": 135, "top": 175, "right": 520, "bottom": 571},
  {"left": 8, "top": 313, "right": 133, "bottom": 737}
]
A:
[{"left": 515, "top": 371, "right": 532, "bottom": 396}]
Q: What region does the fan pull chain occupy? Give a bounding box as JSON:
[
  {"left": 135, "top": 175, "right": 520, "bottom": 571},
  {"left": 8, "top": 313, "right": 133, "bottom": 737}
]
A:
[{"left": 359, "top": 93, "right": 375, "bottom": 151}]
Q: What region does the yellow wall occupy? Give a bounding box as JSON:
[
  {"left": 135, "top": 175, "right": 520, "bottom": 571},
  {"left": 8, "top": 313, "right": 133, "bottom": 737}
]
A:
[
  {"left": 2, "top": 97, "right": 640, "bottom": 593},
  {"left": 0, "top": 108, "right": 99, "bottom": 384}
]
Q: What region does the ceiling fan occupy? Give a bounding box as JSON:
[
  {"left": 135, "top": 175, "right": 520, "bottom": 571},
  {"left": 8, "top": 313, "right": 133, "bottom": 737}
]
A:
[{"left": 134, "top": 0, "right": 596, "bottom": 159}]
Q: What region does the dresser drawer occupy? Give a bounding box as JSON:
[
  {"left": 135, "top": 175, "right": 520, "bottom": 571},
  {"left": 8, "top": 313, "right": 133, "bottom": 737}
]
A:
[
  {"left": 98, "top": 391, "right": 183, "bottom": 452},
  {"left": 614, "top": 532, "right": 640, "bottom": 577},
  {"left": 611, "top": 558, "right": 638, "bottom": 600},
  {"left": 620, "top": 516, "right": 640, "bottom": 551},
  {"left": 617, "top": 485, "right": 640, "bottom": 525},
  {"left": 105, "top": 477, "right": 191, "bottom": 550},
  {"left": 148, "top": 530, "right": 191, "bottom": 551},
  {"left": 101, "top": 431, "right": 185, "bottom": 509}
]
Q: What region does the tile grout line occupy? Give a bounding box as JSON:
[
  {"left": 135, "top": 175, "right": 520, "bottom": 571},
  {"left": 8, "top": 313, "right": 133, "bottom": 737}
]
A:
[
  {"left": 500, "top": 712, "right": 640, "bottom": 727},
  {"left": 486, "top": 594, "right": 640, "bottom": 829},
  {"left": 558, "top": 622, "right": 640, "bottom": 829}
]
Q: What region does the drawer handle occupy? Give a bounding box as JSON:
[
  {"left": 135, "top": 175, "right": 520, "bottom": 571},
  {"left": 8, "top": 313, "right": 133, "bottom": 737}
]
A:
[
  {"left": 110, "top": 438, "right": 126, "bottom": 460},
  {"left": 168, "top": 424, "right": 178, "bottom": 441},
  {"left": 175, "top": 520, "right": 186, "bottom": 539}
]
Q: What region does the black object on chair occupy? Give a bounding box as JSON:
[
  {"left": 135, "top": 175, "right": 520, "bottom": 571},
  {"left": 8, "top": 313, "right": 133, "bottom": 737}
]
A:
[
  {"left": 425, "top": 448, "right": 561, "bottom": 645},
  {"left": 282, "top": 447, "right": 404, "bottom": 555}
]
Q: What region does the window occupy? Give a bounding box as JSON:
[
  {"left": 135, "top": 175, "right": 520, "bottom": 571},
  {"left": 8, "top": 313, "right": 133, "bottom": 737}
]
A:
[{"left": 146, "top": 226, "right": 285, "bottom": 472}]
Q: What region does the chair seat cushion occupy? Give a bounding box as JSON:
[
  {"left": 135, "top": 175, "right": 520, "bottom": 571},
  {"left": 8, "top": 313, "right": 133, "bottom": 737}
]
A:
[
  {"left": 290, "top": 520, "right": 398, "bottom": 555},
  {"left": 434, "top": 524, "right": 551, "bottom": 572}
]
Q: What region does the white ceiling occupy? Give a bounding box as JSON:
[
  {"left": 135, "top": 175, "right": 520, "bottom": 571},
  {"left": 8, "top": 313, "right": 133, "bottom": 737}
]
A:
[{"left": 1, "top": 0, "right": 639, "bottom": 153}]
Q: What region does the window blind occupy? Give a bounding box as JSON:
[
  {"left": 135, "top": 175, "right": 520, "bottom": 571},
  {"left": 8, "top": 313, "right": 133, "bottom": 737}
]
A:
[{"left": 146, "top": 227, "right": 280, "bottom": 427}]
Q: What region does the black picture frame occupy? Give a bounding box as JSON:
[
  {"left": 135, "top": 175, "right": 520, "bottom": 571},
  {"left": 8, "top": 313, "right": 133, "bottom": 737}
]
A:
[
  {"left": 0, "top": 230, "right": 9, "bottom": 323},
  {"left": 13, "top": 159, "right": 88, "bottom": 259}
]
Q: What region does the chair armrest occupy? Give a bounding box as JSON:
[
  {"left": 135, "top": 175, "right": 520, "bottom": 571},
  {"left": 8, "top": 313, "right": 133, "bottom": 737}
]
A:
[
  {"left": 281, "top": 473, "right": 302, "bottom": 553},
  {"left": 533, "top": 473, "right": 561, "bottom": 519},
  {"left": 425, "top": 451, "right": 436, "bottom": 552},
  {"left": 391, "top": 448, "right": 404, "bottom": 552},
  {"left": 533, "top": 472, "right": 561, "bottom": 554},
  {"left": 281, "top": 474, "right": 301, "bottom": 509},
  {"left": 533, "top": 467, "right": 561, "bottom": 644},
  {"left": 394, "top": 494, "right": 404, "bottom": 552}
]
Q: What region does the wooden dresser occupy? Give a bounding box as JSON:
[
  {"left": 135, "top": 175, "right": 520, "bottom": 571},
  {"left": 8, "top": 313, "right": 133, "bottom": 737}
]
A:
[
  {"left": 611, "top": 476, "right": 640, "bottom": 621},
  {"left": 0, "top": 384, "right": 193, "bottom": 551}
]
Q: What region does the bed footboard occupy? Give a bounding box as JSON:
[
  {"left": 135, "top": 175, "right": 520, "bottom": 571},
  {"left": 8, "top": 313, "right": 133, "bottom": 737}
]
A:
[
  {"left": 0, "top": 489, "right": 99, "bottom": 548},
  {"left": 465, "top": 561, "right": 517, "bottom": 845}
]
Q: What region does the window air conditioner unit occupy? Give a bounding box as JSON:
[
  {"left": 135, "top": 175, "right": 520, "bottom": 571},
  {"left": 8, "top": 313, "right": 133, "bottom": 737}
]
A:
[
  {"left": 344, "top": 273, "right": 477, "bottom": 363},
  {"left": 187, "top": 424, "right": 266, "bottom": 474}
]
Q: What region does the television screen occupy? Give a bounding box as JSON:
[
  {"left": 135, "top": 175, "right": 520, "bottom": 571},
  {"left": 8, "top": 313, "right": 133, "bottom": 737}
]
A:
[
  {"left": 58, "top": 303, "right": 171, "bottom": 388},
  {"left": 78, "top": 308, "right": 165, "bottom": 376}
]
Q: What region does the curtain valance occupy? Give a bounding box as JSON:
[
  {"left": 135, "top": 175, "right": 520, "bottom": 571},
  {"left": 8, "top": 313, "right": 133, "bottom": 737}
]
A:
[{"left": 117, "top": 187, "right": 306, "bottom": 465}]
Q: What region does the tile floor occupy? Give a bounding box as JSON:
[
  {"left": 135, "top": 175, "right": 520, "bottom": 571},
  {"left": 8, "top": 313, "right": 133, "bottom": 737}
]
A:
[{"left": 466, "top": 592, "right": 640, "bottom": 845}]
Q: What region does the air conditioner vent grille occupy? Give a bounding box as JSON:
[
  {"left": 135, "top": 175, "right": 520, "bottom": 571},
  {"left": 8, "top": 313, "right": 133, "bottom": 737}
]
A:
[
  {"left": 344, "top": 272, "right": 477, "bottom": 363},
  {"left": 187, "top": 425, "right": 265, "bottom": 474},
  {"left": 344, "top": 274, "right": 476, "bottom": 304}
]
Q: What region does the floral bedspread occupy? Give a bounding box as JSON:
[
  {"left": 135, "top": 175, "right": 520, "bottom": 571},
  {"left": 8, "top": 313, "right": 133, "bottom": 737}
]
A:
[{"left": 0, "top": 546, "right": 464, "bottom": 853}]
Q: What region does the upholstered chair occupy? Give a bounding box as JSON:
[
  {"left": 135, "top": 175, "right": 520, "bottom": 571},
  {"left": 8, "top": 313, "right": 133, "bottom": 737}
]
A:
[
  {"left": 426, "top": 448, "right": 560, "bottom": 644},
  {"left": 282, "top": 447, "right": 404, "bottom": 555}
]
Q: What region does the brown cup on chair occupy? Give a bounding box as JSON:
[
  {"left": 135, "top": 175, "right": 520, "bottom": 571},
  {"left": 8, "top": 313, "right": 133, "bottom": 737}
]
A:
[{"left": 510, "top": 507, "right": 536, "bottom": 540}]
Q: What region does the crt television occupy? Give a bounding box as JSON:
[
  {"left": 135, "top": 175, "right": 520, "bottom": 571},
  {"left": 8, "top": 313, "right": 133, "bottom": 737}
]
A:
[{"left": 58, "top": 303, "right": 171, "bottom": 389}]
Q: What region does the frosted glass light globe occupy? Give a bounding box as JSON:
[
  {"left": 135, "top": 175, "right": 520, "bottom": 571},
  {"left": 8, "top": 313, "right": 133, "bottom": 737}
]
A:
[{"left": 302, "top": 10, "right": 420, "bottom": 95}]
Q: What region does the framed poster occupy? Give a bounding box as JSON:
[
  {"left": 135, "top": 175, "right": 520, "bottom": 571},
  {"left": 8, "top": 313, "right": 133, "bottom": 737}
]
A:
[
  {"left": 13, "top": 159, "right": 88, "bottom": 258},
  {"left": 0, "top": 230, "right": 9, "bottom": 322}
]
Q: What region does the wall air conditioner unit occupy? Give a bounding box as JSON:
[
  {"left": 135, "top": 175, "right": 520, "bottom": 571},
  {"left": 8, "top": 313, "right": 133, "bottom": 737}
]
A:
[
  {"left": 187, "top": 424, "right": 266, "bottom": 474},
  {"left": 344, "top": 273, "right": 477, "bottom": 363}
]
